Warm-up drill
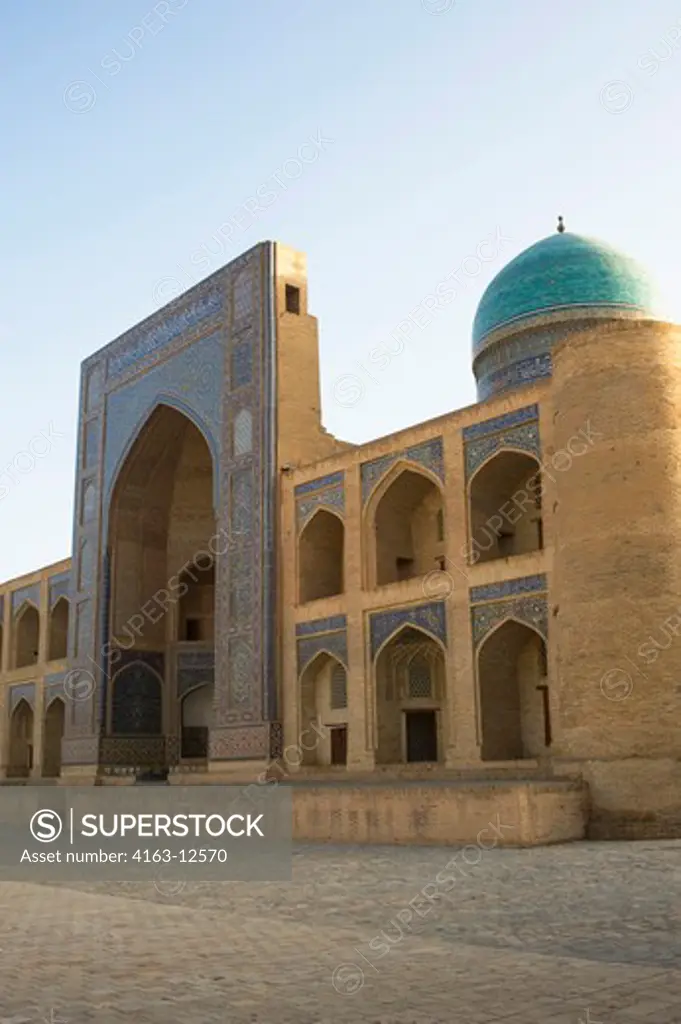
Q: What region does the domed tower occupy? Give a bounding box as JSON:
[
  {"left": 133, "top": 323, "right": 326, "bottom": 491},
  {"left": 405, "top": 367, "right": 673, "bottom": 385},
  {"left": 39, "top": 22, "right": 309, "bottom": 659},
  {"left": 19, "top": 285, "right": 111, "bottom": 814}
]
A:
[
  {"left": 472, "top": 218, "right": 660, "bottom": 400},
  {"left": 540, "top": 228, "right": 681, "bottom": 837}
]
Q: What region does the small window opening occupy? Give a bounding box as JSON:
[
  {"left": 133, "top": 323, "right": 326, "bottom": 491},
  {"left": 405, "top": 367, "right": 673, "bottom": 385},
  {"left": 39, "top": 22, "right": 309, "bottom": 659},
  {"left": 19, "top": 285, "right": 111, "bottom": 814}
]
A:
[
  {"left": 185, "top": 619, "right": 202, "bottom": 642},
  {"left": 285, "top": 285, "right": 300, "bottom": 314}
]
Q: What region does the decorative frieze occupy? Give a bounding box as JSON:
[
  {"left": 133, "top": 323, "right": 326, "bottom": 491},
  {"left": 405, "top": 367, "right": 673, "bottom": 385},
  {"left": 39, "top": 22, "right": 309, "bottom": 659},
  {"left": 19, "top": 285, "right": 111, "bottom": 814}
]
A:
[{"left": 469, "top": 574, "right": 547, "bottom": 604}]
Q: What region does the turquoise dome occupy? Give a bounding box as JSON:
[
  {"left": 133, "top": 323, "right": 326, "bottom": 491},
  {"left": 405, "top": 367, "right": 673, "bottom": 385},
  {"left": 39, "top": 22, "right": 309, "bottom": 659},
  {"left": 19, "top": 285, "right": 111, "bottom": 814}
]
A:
[{"left": 472, "top": 231, "right": 659, "bottom": 353}]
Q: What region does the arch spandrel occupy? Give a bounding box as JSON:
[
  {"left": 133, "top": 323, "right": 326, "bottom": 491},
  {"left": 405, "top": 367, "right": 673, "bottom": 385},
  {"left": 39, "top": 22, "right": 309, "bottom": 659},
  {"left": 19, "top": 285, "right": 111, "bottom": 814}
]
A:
[
  {"left": 471, "top": 596, "right": 548, "bottom": 649},
  {"left": 103, "top": 326, "right": 224, "bottom": 506}
]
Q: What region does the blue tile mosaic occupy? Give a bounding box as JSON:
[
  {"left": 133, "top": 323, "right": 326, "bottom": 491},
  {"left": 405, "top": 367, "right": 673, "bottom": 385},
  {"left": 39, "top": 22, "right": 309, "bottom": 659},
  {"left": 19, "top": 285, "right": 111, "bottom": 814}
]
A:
[
  {"left": 9, "top": 683, "right": 36, "bottom": 712},
  {"left": 297, "top": 630, "right": 348, "bottom": 674},
  {"left": 296, "top": 615, "right": 347, "bottom": 637},
  {"left": 297, "top": 483, "right": 345, "bottom": 529},
  {"left": 369, "top": 601, "right": 446, "bottom": 659},
  {"left": 472, "top": 232, "right": 660, "bottom": 353},
  {"left": 294, "top": 472, "right": 345, "bottom": 497},
  {"left": 11, "top": 585, "right": 39, "bottom": 614},
  {"left": 462, "top": 405, "right": 539, "bottom": 442},
  {"left": 103, "top": 328, "right": 224, "bottom": 504},
  {"left": 48, "top": 573, "right": 71, "bottom": 607},
  {"left": 231, "top": 341, "right": 253, "bottom": 389},
  {"left": 465, "top": 420, "right": 541, "bottom": 479},
  {"left": 472, "top": 595, "right": 548, "bottom": 647},
  {"left": 470, "top": 574, "right": 547, "bottom": 604},
  {"left": 362, "top": 437, "right": 444, "bottom": 505},
  {"left": 176, "top": 650, "right": 214, "bottom": 698},
  {"left": 477, "top": 353, "right": 552, "bottom": 401},
  {"left": 45, "top": 672, "right": 66, "bottom": 704},
  {"left": 106, "top": 292, "right": 222, "bottom": 378}
]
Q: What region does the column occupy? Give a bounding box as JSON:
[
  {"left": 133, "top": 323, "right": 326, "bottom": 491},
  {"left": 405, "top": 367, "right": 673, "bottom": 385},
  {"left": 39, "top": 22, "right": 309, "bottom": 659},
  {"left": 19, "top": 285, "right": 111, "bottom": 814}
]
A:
[
  {"left": 345, "top": 462, "right": 374, "bottom": 771},
  {"left": 443, "top": 428, "right": 481, "bottom": 766}
]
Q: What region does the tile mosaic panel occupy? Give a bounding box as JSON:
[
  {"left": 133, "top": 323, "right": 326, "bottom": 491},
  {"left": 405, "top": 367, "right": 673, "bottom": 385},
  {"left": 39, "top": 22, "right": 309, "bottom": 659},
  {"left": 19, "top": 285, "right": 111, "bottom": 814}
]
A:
[
  {"left": 294, "top": 472, "right": 345, "bottom": 498},
  {"left": 296, "top": 481, "right": 345, "bottom": 529},
  {"left": 45, "top": 672, "right": 66, "bottom": 705},
  {"left": 83, "top": 419, "right": 101, "bottom": 468},
  {"left": 231, "top": 341, "right": 253, "bottom": 389},
  {"left": 228, "top": 638, "right": 253, "bottom": 708},
  {"left": 464, "top": 418, "right": 541, "bottom": 479},
  {"left": 462, "top": 405, "right": 539, "bottom": 442},
  {"left": 9, "top": 683, "right": 36, "bottom": 713},
  {"left": 472, "top": 594, "right": 548, "bottom": 647},
  {"left": 106, "top": 291, "right": 222, "bottom": 378},
  {"left": 85, "top": 363, "right": 104, "bottom": 412},
  {"left": 11, "top": 584, "right": 40, "bottom": 613},
  {"left": 233, "top": 408, "right": 253, "bottom": 456},
  {"left": 296, "top": 615, "right": 347, "bottom": 637},
  {"left": 209, "top": 723, "right": 268, "bottom": 760},
  {"left": 297, "top": 629, "right": 348, "bottom": 674},
  {"left": 81, "top": 478, "right": 97, "bottom": 525},
  {"left": 48, "top": 573, "right": 71, "bottom": 607},
  {"left": 469, "top": 574, "right": 547, "bottom": 604},
  {"left": 103, "top": 327, "right": 225, "bottom": 504},
  {"left": 176, "top": 649, "right": 214, "bottom": 698},
  {"left": 61, "top": 736, "right": 101, "bottom": 766},
  {"left": 110, "top": 662, "right": 163, "bottom": 735},
  {"left": 477, "top": 353, "right": 552, "bottom": 401},
  {"left": 361, "top": 437, "right": 444, "bottom": 504},
  {"left": 369, "top": 601, "right": 447, "bottom": 659}
]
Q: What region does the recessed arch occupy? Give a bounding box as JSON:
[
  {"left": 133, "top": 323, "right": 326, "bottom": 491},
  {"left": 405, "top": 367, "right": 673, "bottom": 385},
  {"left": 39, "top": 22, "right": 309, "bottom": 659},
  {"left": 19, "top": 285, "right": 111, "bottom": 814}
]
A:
[
  {"left": 180, "top": 682, "right": 212, "bottom": 759},
  {"left": 299, "top": 651, "right": 348, "bottom": 767},
  {"left": 43, "top": 697, "right": 65, "bottom": 777},
  {"left": 374, "top": 625, "right": 446, "bottom": 764},
  {"left": 110, "top": 661, "right": 164, "bottom": 736},
  {"left": 298, "top": 508, "right": 344, "bottom": 603},
  {"left": 367, "top": 462, "right": 445, "bottom": 587},
  {"left": 468, "top": 449, "right": 542, "bottom": 564},
  {"left": 48, "top": 597, "right": 69, "bottom": 661},
  {"left": 106, "top": 396, "right": 219, "bottom": 510},
  {"left": 373, "top": 620, "right": 446, "bottom": 665},
  {"left": 13, "top": 602, "right": 40, "bottom": 669},
  {"left": 106, "top": 403, "right": 217, "bottom": 759},
  {"left": 477, "top": 617, "right": 549, "bottom": 761},
  {"left": 8, "top": 698, "right": 34, "bottom": 778}
]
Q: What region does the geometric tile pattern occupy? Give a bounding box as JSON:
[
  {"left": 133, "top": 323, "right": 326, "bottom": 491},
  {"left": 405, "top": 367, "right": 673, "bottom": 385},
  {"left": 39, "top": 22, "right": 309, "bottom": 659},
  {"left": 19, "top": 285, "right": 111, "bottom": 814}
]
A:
[
  {"left": 297, "top": 628, "right": 348, "bottom": 675},
  {"left": 369, "top": 601, "right": 447, "bottom": 660},
  {"left": 176, "top": 650, "right": 215, "bottom": 699},
  {"left": 64, "top": 274, "right": 227, "bottom": 766},
  {"left": 11, "top": 584, "right": 40, "bottom": 614},
  {"left": 463, "top": 404, "right": 540, "bottom": 479},
  {"left": 296, "top": 615, "right": 347, "bottom": 637},
  {"left": 471, "top": 594, "right": 549, "bottom": 648},
  {"left": 295, "top": 472, "right": 345, "bottom": 529},
  {"left": 9, "top": 683, "right": 36, "bottom": 713},
  {"left": 361, "top": 437, "right": 444, "bottom": 505},
  {"left": 48, "top": 572, "right": 71, "bottom": 608},
  {"left": 469, "top": 573, "right": 547, "bottom": 604}
]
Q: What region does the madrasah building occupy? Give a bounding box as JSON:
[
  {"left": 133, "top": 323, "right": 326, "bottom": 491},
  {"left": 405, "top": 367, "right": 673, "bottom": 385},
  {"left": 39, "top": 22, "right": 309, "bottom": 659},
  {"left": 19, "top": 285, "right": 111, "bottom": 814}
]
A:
[{"left": 1, "top": 218, "right": 680, "bottom": 842}]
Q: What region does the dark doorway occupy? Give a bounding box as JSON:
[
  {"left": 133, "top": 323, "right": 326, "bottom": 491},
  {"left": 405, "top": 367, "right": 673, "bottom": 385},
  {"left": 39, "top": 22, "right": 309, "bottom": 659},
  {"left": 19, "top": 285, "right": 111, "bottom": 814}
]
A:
[
  {"left": 181, "top": 726, "right": 208, "bottom": 759},
  {"left": 405, "top": 710, "right": 437, "bottom": 762},
  {"left": 330, "top": 726, "right": 347, "bottom": 765}
]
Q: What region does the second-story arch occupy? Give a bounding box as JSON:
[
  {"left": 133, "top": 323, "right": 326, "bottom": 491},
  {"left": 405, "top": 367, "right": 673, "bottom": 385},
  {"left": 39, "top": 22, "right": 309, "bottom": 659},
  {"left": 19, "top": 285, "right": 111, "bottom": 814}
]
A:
[
  {"left": 298, "top": 509, "right": 344, "bottom": 604},
  {"left": 368, "top": 462, "right": 445, "bottom": 587},
  {"left": 468, "top": 450, "right": 543, "bottom": 564},
  {"left": 13, "top": 602, "right": 40, "bottom": 669}
]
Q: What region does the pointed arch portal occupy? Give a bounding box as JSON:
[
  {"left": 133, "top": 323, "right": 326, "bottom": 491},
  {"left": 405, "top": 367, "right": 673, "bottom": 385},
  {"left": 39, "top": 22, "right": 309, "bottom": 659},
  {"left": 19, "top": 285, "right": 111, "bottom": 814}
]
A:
[
  {"left": 105, "top": 403, "right": 216, "bottom": 767},
  {"left": 478, "top": 618, "right": 549, "bottom": 760}
]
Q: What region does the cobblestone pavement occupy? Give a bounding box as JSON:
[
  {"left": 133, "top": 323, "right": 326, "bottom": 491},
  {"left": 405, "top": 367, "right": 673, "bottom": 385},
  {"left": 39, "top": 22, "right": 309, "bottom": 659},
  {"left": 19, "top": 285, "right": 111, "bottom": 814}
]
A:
[{"left": 2, "top": 840, "right": 681, "bottom": 1022}]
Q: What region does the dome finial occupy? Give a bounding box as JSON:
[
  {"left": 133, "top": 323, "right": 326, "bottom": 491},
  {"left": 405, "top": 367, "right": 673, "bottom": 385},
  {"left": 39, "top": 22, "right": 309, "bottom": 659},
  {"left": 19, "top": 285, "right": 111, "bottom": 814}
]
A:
[{"left": 557, "top": 215, "right": 565, "bottom": 233}]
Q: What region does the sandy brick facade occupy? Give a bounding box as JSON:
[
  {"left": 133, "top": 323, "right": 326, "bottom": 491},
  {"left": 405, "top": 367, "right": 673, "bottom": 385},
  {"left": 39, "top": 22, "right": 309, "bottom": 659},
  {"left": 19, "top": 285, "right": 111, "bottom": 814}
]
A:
[{"left": 0, "top": 233, "right": 678, "bottom": 842}]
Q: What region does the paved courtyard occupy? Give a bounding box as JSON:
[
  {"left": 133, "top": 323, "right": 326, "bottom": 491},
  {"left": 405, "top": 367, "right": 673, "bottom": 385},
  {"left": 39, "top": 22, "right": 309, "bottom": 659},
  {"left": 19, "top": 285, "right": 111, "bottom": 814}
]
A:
[{"left": 1, "top": 840, "right": 681, "bottom": 1022}]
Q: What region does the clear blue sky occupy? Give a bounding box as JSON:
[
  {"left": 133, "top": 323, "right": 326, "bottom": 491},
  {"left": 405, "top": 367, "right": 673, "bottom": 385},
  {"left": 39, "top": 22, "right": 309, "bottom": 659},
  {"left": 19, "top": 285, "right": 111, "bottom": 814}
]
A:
[{"left": 2, "top": 0, "right": 679, "bottom": 581}]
